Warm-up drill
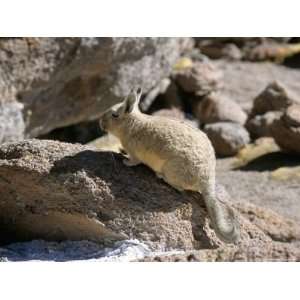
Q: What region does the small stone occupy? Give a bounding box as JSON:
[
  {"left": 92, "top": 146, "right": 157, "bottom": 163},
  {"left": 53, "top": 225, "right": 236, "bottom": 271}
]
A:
[
  {"left": 199, "top": 41, "right": 243, "bottom": 60},
  {"left": 246, "top": 111, "right": 282, "bottom": 138},
  {"left": 283, "top": 104, "right": 300, "bottom": 127},
  {"left": 270, "top": 104, "right": 300, "bottom": 154},
  {"left": 193, "top": 92, "right": 247, "bottom": 125},
  {"left": 251, "top": 81, "right": 300, "bottom": 116},
  {"left": 204, "top": 122, "right": 250, "bottom": 157}
]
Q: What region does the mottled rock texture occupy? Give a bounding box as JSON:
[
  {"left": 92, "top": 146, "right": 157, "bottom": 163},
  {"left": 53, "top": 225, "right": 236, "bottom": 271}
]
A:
[
  {"left": 251, "top": 81, "right": 300, "bottom": 117},
  {"left": 175, "top": 61, "right": 223, "bottom": 96},
  {"left": 0, "top": 139, "right": 299, "bottom": 261},
  {"left": 204, "top": 122, "right": 250, "bottom": 157},
  {"left": 270, "top": 104, "right": 300, "bottom": 154},
  {"left": 246, "top": 111, "right": 282, "bottom": 139},
  {"left": 0, "top": 38, "right": 188, "bottom": 142},
  {"left": 193, "top": 92, "right": 247, "bottom": 125}
]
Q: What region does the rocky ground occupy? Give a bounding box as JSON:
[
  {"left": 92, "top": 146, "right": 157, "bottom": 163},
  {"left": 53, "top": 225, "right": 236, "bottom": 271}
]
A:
[
  {"left": 218, "top": 157, "right": 300, "bottom": 224},
  {"left": 1, "top": 37, "right": 300, "bottom": 261}
]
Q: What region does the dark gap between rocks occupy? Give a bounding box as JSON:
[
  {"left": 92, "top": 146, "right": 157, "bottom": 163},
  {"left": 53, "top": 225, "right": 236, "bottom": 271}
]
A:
[{"left": 38, "top": 120, "right": 103, "bottom": 144}]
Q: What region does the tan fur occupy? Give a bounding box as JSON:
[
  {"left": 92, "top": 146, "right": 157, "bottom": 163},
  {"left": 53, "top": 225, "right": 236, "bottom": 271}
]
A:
[{"left": 99, "top": 88, "right": 240, "bottom": 243}]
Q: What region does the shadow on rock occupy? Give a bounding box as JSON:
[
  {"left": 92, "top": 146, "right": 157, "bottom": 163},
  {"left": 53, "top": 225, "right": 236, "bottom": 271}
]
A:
[
  {"left": 50, "top": 150, "right": 197, "bottom": 213},
  {"left": 234, "top": 152, "right": 300, "bottom": 172}
]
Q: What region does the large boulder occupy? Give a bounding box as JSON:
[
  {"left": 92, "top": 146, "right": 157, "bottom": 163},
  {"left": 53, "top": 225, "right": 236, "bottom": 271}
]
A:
[
  {"left": 0, "top": 139, "right": 299, "bottom": 261},
  {"left": 0, "top": 38, "right": 188, "bottom": 142}
]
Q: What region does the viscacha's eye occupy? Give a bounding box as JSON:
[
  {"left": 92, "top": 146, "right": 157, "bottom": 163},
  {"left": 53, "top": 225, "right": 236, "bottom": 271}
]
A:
[{"left": 112, "top": 112, "right": 119, "bottom": 118}]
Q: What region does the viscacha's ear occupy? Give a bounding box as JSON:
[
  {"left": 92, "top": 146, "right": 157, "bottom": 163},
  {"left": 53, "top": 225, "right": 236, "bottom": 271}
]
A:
[{"left": 124, "top": 87, "right": 142, "bottom": 113}]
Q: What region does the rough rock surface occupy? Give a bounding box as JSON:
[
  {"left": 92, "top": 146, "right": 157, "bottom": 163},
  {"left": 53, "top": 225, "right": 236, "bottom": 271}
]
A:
[
  {"left": 217, "top": 155, "right": 300, "bottom": 223},
  {"left": 88, "top": 133, "right": 122, "bottom": 153},
  {"left": 198, "top": 41, "right": 243, "bottom": 60},
  {"left": 0, "top": 38, "right": 77, "bottom": 104},
  {"left": 1, "top": 139, "right": 299, "bottom": 260},
  {"left": 284, "top": 103, "right": 300, "bottom": 127},
  {"left": 0, "top": 102, "right": 25, "bottom": 143},
  {"left": 142, "top": 170, "right": 300, "bottom": 261},
  {"left": 193, "top": 92, "right": 247, "bottom": 125},
  {"left": 270, "top": 104, "right": 300, "bottom": 154},
  {"left": 0, "top": 139, "right": 226, "bottom": 250},
  {"left": 175, "top": 61, "right": 223, "bottom": 96},
  {"left": 0, "top": 38, "right": 187, "bottom": 142},
  {"left": 215, "top": 60, "right": 300, "bottom": 111},
  {"left": 204, "top": 122, "right": 250, "bottom": 157},
  {"left": 246, "top": 111, "right": 282, "bottom": 139},
  {"left": 140, "top": 242, "right": 300, "bottom": 262},
  {"left": 251, "top": 81, "right": 300, "bottom": 117}
]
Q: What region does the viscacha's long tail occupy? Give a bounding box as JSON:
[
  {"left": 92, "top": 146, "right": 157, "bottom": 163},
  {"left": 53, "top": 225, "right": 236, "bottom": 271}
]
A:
[{"left": 202, "top": 185, "right": 240, "bottom": 244}]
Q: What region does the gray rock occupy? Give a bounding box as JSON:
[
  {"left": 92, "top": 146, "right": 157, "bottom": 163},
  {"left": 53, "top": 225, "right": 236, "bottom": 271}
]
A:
[
  {"left": 0, "top": 38, "right": 77, "bottom": 104},
  {"left": 1, "top": 139, "right": 299, "bottom": 261},
  {"left": 284, "top": 103, "right": 300, "bottom": 127},
  {"left": 0, "top": 38, "right": 188, "bottom": 141},
  {"left": 270, "top": 104, "right": 300, "bottom": 154},
  {"left": 193, "top": 92, "right": 247, "bottom": 125},
  {"left": 139, "top": 78, "right": 171, "bottom": 112},
  {"left": 204, "top": 122, "right": 250, "bottom": 156},
  {"left": 0, "top": 138, "right": 294, "bottom": 253},
  {"left": 251, "top": 81, "right": 300, "bottom": 116},
  {"left": 176, "top": 61, "right": 223, "bottom": 96},
  {"left": 198, "top": 41, "right": 243, "bottom": 60},
  {"left": 0, "top": 139, "right": 221, "bottom": 250},
  {"left": 0, "top": 102, "right": 25, "bottom": 143},
  {"left": 246, "top": 111, "right": 282, "bottom": 139}
]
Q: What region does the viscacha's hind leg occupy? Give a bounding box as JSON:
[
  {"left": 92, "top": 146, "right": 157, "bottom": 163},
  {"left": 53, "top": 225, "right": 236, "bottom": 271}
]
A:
[
  {"left": 157, "top": 172, "right": 184, "bottom": 192},
  {"left": 160, "top": 160, "right": 197, "bottom": 192}
]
